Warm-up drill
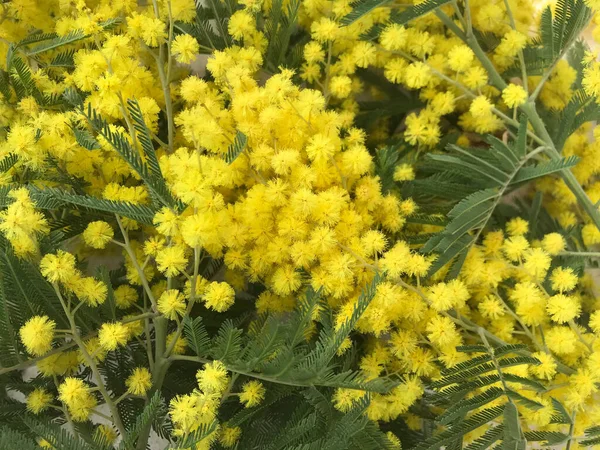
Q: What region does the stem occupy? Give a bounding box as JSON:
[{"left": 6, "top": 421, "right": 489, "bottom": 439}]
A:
[
  {"left": 53, "top": 284, "right": 127, "bottom": 436},
  {"left": 116, "top": 215, "right": 158, "bottom": 311},
  {"left": 164, "top": 247, "right": 200, "bottom": 358},
  {"left": 502, "top": 0, "right": 527, "bottom": 89},
  {"left": 559, "top": 251, "right": 600, "bottom": 258},
  {"left": 135, "top": 316, "right": 170, "bottom": 450}
]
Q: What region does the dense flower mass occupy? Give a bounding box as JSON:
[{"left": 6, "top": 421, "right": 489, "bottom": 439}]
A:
[{"left": 3, "top": 0, "right": 600, "bottom": 448}]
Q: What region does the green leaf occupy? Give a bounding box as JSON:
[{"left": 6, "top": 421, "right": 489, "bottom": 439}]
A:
[
  {"left": 0, "top": 154, "right": 17, "bottom": 173},
  {"left": 183, "top": 316, "right": 210, "bottom": 357},
  {"left": 523, "top": 431, "right": 569, "bottom": 446},
  {"left": 30, "top": 187, "right": 156, "bottom": 225},
  {"left": 551, "top": 397, "right": 573, "bottom": 424},
  {"left": 174, "top": 421, "right": 219, "bottom": 449},
  {"left": 438, "top": 387, "right": 504, "bottom": 425},
  {"left": 344, "top": 0, "right": 452, "bottom": 27},
  {"left": 117, "top": 392, "right": 166, "bottom": 450},
  {"left": 224, "top": 130, "right": 248, "bottom": 164},
  {"left": 512, "top": 155, "right": 580, "bottom": 184},
  {"left": 463, "top": 425, "right": 503, "bottom": 450},
  {"left": 48, "top": 49, "right": 76, "bottom": 68},
  {"left": 0, "top": 427, "right": 38, "bottom": 450},
  {"left": 340, "top": 0, "right": 394, "bottom": 25},
  {"left": 415, "top": 406, "right": 505, "bottom": 450},
  {"left": 81, "top": 103, "right": 181, "bottom": 210},
  {"left": 502, "top": 402, "right": 526, "bottom": 450},
  {"left": 127, "top": 98, "right": 163, "bottom": 179},
  {"left": 298, "top": 273, "right": 381, "bottom": 373},
  {"left": 71, "top": 125, "right": 100, "bottom": 150},
  {"left": 25, "top": 30, "right": 86, "bottom": 56},
  {"left": 211, "top": 320, "right": 243, "bottom": 363},
  {"left": 506, "top": 389, "right": 544, "bottom": 410}
]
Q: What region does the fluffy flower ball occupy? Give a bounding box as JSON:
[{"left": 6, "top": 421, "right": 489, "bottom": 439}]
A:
[
  {"left": 203, "top": 282, "right": 235, "bottom": 312},
  {"left": 98, "top": 322, "right": 129, "bottom": 351},
  {"left": 83, "top": 221, "right": 114, "bottom": 249},
  {"left": 19, "top": 315, "right": 55, "bottom": 356},
  {"left": 126, "top": 367, "right": 152, "bottom": 395}
]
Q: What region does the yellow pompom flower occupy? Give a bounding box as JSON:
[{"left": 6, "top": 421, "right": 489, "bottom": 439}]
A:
[
  {"left": 40, "top": 250, "right": 77, "bottom": 284},
  {"left": 239, "top": 380, "right": 265, "bottom": 407},
  {"left": 502, "top": 84, "right": 527, "bottom": 108},
  {"left": 329, "top": 76, "right": 352, "bottom": 99},
  {"left": 447, "top": 45, "right": 474, "bottom": 72},
  {"left": 303, "top": 41, "right": 325, "bottom": 63},
  {"left": 158, "top": 289, "right": 187, "bottom": 319},
  {"left": 126, "top": 367, "right": 152, "bottom": 395},
  {"left": 529, "top": 352, "right": 557, "bottom": 380},
  {"left": 166, "top": 332, "right": 187, "bottom": 355},
  {"left": 590, "top": 311, "right": 600, "bottom": 333},
  {"left": 58, "top": 377, "right": 97, "bottom": 422},
  {"left": 550, "top": 267, "right": 578, "bottom": 293},
  {"left": 83, "top": 221, "right": 114, "bottom": 249},
  {"left": 585, "top": 0, "right": 600, "bottom": 11},
  {"left": 393, "top": 163, "right": 415, "bottom": 181},
  {"left": 379, "top": 24, "right": 407, "bottom": 51},
  {"left": 26, "top": 388, "right": 53, "bottom": 414},
  {"left": 228, "top": 10, "right": 255, "bottom": 40},
  {"left": 220, "top": 426, "right": 242, "bottom": 447},
  {"left": 522, "top": 248, "right": 551, "bottom": 280},
  {"left": 203, "top": 282, "right": 235, "bottom": 312},
  {"left": 546, "top": 294, "right": 581, "bottom": 323},
  {"left": 197, "top": 360, "right": 229, "bottom": 393},
  {"left": 469, "top": 95, "right": 493, "bottom": 118},
  {"left": 156, "top": 245, "right": 188, "bottom": 277},
  {"left": 172, "top": 34, "right": 199, "bottom": 64},
  {"left": 114, "top": 285, "right": 138, "bottom": 309},
  {"left": 98, "top": 322, "right": 130, "bottom": 351},
  {"left": 541, "top": 232, "right": 565, "bottom": 255},
  {"left": 19, "top": 316, "right": 56, "bottom": 356}
]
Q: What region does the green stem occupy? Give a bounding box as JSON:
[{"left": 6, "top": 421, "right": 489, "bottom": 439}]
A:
[
  {"left": 559, "top": 251, "right": 600, "bottom": 258},
  {"left": 53, "top": 284, "right": 127, "bottom": 436},
  {"left": 115, "top": 215, "right": 158, "bottom": 311}
]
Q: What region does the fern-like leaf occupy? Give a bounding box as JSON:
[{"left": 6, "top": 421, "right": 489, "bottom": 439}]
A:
[
  {"left": 224, "top": 131, "right": 248, "bottom": 164},
  {"left": 183, "top": 316, "right": 211, "bottom": 357}
]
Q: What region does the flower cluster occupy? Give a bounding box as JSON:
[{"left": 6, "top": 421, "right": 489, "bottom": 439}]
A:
[{"left": 2, "top": 0, "right": 600, "bottom": 448}]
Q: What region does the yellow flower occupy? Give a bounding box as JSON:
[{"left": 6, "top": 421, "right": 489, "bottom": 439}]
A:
[
  {"left": 114, "top": 285, "right": 138, "bottom": 309},
  {"left": 546, "top": 294, "right": 581, "bottom": 323},
  {"left": 469, "top": 95, "right": 493, "bottom": 118},
  {"left": 26, "top": 388, "right": 53, "bottom": 414},
  {"left": 172, "top": 34, "right": 199, "bottom": 64},
  {"left": 379, "top": 24, "right": 407, "bottom": 51},
  {"left": 529, "top": 352, "right": 557, "bottom": 380},
  {"left": 58, "top": 377, "right": 97, "bottom": 422},
  {"left": 502, "top": 84, "right": 527, "bottom": 108},
  {"left": 98, "top": 322, "right": 129, "bottom": 351},
  {"left": 541, "top": 232, "right": 565, "bottom": 255},
  {"left": 158, "top": 289, "right": 187, "bottom": 319},
  {"left": 40, "top": 250, "right": 77, "bottom": 284},
  {"left": 228, "top": 11, "right": 255, "bottom": 40},
  {"left": 19, "top": 316, "right": 56, "bottom": 356},
  {"left": 220, "top": 425, "right": 242, "bottom": 447},
  {"left": 447, "top": 45, "right": 474, "bottom": 72},
  {"left": 550, "top": 267, "right": 578, "bottom": 293},
  {"left": 239, "top": 380, "right": 265, "bottom": 407},
  {"left": 83, "top": 221, "right": 114, "bottom": 249},
  {"left": 156, "top": 245, "right": 188, "bottom": 277},
  {"left": 203, "top": 282, "right": 235, "bottom": 312},
  {"left": 393, "top": 163, "right": 414, "bottom": 181},
  {"left": 197, "top": 360, "right": 229, "bottom": 393},
  {"left": 126, "top": 367, "right": 152, "bottom": 395},
  {"left": 166, "top": 332, "right": 187, "bottom": 355}
]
